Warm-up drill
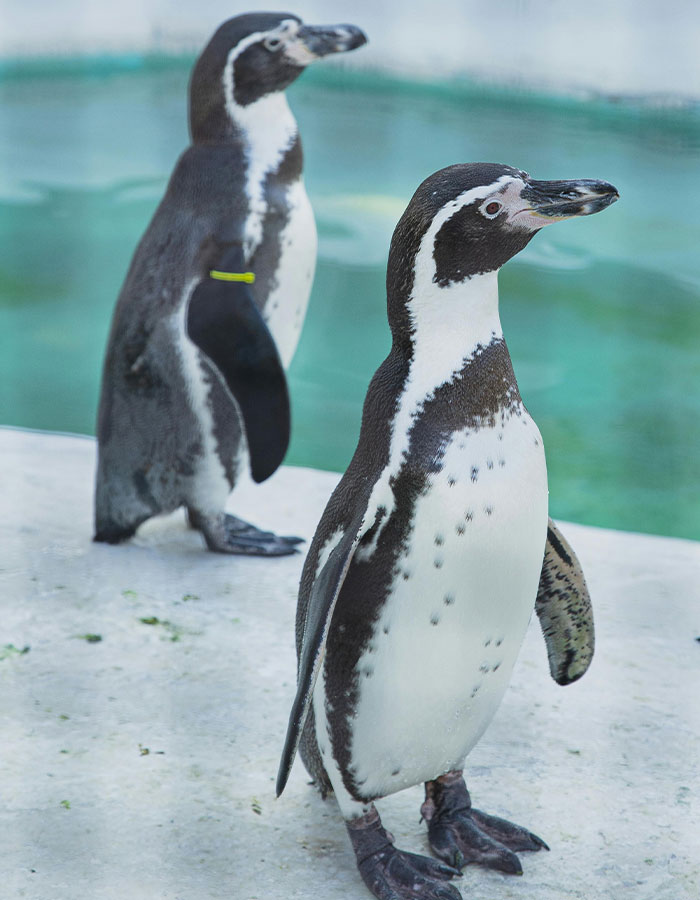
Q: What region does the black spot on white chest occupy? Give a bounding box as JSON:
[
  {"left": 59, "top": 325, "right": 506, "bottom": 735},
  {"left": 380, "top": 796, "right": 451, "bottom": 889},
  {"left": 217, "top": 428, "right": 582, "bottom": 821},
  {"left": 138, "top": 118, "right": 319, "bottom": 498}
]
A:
[{"left": 368, "top": 412, "right": 548, "bottom": 644}]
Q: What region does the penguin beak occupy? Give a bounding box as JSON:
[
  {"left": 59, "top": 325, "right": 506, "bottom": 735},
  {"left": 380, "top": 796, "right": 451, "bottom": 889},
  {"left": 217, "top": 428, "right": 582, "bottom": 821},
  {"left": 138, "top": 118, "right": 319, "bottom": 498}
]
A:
[
  {"left": 295, "top": 24, "right": 368, "bottom": 59},
  {"left": 512, "top": 179, "right": 619, "bottom": 229}
]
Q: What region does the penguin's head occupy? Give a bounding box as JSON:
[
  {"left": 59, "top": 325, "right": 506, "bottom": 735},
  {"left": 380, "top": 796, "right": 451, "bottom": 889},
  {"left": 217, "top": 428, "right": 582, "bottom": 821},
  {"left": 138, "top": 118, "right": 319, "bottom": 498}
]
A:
[
  {"left": 190, "top": 13, "right": 366, "bottom": 137},
  {"left": 388, "top": 163, "right": 619, "bottom": 321}
]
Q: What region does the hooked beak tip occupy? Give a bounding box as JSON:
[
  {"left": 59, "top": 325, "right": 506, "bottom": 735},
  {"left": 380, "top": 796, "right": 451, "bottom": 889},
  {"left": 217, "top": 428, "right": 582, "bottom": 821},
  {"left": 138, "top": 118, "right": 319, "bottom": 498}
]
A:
[{"left": 521, "top": 178, "right": 620, "bottom": 221}]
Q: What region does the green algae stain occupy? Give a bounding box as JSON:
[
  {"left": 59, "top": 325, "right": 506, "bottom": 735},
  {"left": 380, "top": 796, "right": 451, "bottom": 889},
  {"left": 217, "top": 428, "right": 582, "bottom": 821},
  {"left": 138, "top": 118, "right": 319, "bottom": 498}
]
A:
[
  {"left": 0, "top": 644, "right": 30, "bottom": 661},
  {"left": 138, "top": 616, "right": 187, "bottom": 642}
]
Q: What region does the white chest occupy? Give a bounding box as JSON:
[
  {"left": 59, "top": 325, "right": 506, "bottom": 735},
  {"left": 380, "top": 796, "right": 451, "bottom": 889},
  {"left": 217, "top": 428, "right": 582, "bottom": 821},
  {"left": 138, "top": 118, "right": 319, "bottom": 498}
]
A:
[
  {"left": 262, "top": 178, "right": 317, "bottom": 369},
  {"left": 224, "top": 87, "right": 299, "bottom": 257},
  {"left": 347, "top": 406, "right": 548, "bottom": 798},
  {"left": 226, "top": 90, "right": 316, "bottom": 370}
]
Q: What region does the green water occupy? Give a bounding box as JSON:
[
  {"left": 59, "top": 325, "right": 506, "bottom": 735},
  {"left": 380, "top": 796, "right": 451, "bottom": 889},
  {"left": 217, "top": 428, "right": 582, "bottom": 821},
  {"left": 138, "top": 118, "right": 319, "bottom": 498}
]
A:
[{"left": 1, "top": 59, "right": 699, "bottom": 540}]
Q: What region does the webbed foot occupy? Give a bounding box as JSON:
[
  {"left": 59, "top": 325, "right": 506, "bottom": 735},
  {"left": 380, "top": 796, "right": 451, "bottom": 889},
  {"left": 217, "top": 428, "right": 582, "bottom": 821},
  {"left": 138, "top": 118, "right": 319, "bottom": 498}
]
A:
[
  {"left": 422, "top": 771, "right": 548, "bottom": 876},
  {"left": 347, "top": 806, "right": 462, "bottom": 900},
  {"left": 188, "top": 510, "right": 304, "bottom": 556}
]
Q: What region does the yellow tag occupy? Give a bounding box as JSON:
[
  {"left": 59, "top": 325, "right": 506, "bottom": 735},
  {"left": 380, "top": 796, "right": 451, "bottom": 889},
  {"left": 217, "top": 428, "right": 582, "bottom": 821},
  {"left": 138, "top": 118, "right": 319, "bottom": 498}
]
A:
[{"left": 209, "top": 270, "right": 256, "bottom": 284}]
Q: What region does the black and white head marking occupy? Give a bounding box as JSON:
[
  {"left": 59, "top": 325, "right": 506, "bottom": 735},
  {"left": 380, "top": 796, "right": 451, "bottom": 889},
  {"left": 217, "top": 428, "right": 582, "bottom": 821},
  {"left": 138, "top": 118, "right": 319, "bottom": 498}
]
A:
[
  {"left": 222, "top": 16, "right": 305, "bottom": 108},
  {"left": 187, "top": 14, "right": 366, "bottom": 256},
  {"left": 389, "top": 163, "right": 619, "bottom": 307},
  {"left": 358, "top": 164, "right": 618, "bottom": 558},
  {"left": 188, "top": 14, "right": 366, "bottom": 143},
  {"left": 188, "top": 13, "right": 367, "bottom": 114}
]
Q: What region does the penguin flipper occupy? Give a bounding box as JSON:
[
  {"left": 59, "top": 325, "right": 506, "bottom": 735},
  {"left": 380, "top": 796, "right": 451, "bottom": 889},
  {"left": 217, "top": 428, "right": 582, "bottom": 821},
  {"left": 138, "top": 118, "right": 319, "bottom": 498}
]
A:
[
  {"left": 186, "top": 245, "right": 290, "bottom": 484},
  {"left": 276, "top": 519, "right": 364, "bottom": 797},
  {"left": 535, "top": 518, "right": 595, "bottom": 685}
]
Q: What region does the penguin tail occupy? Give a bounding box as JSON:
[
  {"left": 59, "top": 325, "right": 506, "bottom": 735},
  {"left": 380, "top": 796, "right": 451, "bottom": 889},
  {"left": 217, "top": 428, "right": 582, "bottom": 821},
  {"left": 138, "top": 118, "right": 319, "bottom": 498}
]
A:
[{"left": 93, "top": 522, "right": 139, "bottom": 544}]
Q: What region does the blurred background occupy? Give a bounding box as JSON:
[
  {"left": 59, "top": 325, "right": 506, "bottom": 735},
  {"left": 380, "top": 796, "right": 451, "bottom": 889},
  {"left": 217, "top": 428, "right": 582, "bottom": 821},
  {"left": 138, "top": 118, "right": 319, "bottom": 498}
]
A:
[{"left": 1, "top": 0, "right": 699, "bottom": 540}]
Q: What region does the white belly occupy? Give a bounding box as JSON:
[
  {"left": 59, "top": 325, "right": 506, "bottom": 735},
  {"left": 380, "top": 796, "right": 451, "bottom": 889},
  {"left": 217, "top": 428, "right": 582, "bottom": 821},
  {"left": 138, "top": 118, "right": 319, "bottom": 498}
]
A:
[
  {"left": 348, "top": 407, "right": 548, "bottom": 798},
  {"left": 263, "top": 179, "right": 317, "bottom": 369}
]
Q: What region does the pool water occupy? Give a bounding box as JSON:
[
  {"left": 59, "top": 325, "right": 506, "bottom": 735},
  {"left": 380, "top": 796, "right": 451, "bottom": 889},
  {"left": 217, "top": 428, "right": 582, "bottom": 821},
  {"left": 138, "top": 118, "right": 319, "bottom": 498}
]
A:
[{"left": 1, "top": 59, "right": 699, "bottom": 540}]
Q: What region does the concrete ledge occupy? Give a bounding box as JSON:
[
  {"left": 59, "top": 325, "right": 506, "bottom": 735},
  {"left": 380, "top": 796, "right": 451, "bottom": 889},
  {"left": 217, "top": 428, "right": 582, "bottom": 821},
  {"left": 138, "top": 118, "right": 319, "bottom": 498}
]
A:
[{"left": 2, "top": 427, "right": 699, "bottom": 899}]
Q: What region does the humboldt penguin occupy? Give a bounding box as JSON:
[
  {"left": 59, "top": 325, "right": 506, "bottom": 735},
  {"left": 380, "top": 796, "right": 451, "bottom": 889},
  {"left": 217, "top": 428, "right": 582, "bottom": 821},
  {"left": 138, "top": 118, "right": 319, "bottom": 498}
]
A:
[
  {"left": 94, "top": 13, "right": 367, "bottom": 554},
  {"left": 277, "top": 163, "right": 617, "bottom": 898}
]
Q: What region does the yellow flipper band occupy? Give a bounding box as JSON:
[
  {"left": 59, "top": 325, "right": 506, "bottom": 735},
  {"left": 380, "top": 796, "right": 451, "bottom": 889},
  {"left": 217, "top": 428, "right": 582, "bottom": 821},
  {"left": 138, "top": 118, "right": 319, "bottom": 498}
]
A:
[{"left": 209, "top": 269, "right": 256, "bottom": 284}]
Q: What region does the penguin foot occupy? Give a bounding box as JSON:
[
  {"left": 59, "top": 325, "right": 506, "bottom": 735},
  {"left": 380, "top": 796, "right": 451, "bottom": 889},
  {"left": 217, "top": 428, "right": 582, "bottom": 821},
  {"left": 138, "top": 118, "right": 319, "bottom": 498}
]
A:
[
  {"left": 422, "top": 771, "right": 548, "bottom": 876},
  {"left": 188, "top": 510, "right": 303, "bottom": 556},
  {"left": 347, "top": 805, "right": 462, "bottom": 900},
  {"left": 222, "top": 514, "right": 304, "bottom": 545}
]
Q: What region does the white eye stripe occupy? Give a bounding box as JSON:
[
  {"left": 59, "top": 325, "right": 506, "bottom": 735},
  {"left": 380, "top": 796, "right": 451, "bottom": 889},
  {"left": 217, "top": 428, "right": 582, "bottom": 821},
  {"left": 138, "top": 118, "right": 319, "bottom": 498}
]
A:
[
  {"left": 430, "top": 177, "right": 516, "bottom": 234},
  {"left": 263, "top": 18, "right": 299, "bottom": 51}
]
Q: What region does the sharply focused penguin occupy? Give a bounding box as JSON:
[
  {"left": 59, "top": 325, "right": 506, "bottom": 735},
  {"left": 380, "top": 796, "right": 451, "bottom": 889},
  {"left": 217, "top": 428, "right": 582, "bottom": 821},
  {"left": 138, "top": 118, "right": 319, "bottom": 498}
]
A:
[
  {"left": 277, "top": 163, "right": 618, "bottom": 899},
  {"left": 94, "top": 13, "right": 367, "bottom": 554}
]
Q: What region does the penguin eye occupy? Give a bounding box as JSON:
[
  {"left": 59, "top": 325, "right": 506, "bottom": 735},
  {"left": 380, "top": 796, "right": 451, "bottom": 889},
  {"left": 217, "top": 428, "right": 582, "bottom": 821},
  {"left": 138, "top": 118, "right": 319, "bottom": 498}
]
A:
[
  {"left": 480, "top": 200, "right": 503, "bottom": 219},
  {"left": 263, "top": 36, "right": 284, "bottom": 52}
]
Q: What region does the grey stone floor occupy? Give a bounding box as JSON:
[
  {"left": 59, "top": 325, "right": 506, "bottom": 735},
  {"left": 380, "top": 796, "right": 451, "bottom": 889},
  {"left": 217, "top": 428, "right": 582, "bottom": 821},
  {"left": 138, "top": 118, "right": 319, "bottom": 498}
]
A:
[{"left": 1, "top": 427, "right": 698, "bottom": 900}]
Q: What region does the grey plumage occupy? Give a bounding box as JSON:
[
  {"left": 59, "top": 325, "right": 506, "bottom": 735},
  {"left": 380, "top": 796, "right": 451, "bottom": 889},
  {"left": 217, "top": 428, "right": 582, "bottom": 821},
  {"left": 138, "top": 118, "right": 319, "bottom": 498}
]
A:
[{"left": 94, "top": 14, "right": 366, "bottom": 554}]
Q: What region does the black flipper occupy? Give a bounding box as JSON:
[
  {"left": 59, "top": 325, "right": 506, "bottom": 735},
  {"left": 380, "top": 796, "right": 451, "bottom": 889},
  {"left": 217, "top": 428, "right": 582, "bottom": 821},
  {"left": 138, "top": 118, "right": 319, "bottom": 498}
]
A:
[
  {"left": 536, "top": 518, "right": 595, "bottom": 685},
  {"left": 276, "top": 513, "right": 366, "bottom": 796},
  {"left": 186, "top": 245, "right": 290, "bottom": 484}
]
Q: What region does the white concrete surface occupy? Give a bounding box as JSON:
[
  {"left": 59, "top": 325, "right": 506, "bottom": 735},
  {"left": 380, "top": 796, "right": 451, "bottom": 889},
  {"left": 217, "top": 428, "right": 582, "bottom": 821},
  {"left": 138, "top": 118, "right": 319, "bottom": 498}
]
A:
[
  {"left": 1, "top": 426, "right": 699, "bottom": 900},
  {"left": 1, "top": 1, "right": 700, "bottom": 99}
]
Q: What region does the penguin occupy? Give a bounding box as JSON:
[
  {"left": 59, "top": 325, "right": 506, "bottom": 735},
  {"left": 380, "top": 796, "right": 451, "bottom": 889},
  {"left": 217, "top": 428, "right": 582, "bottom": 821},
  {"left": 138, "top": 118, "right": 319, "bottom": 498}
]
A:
[
  {"left": 94, "top": 13, "right": 367, "bottom": 555},
  {"left": 277, "top": 163, "right": 618, "bottom": 899}
]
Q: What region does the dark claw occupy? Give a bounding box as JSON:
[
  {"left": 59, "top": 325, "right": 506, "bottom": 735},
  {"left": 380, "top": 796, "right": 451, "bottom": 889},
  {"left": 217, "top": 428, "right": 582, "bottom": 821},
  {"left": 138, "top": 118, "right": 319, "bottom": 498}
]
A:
[
  {"left": 216, "top": 540, "right": 299, "bottom": 556},
  {"left": 223, "top": 514, "right": 305, "bottom": 545},
  {"left": 360, "top": 850, "right": 463, "bottom": 900},
  {"left": 395, "top": 850, "right": 462, "bottom": 880},
  {"left": 348, "top": 807, "right": 462, "bottom": 900},
  {"left": 428, "top": 814, "right": 523, "bottom": 875},
  {"left": 423, "top": 772, "right": 547, "bottom": 877},
  {"left": 216, "top": 532, "right": 301, "bottom": 557},
  {"left": 470, "top": 808, "right": 550, "bottom": 852},
  {"left": 189, "top": 510, "right": 303, "bottom": 555}
]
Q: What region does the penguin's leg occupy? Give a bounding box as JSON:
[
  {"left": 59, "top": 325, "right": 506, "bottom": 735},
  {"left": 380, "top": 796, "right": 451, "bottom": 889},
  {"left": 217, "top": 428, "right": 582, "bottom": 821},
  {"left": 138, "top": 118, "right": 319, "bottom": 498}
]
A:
[
  {"left": 311, "top": 691, "right": 461, "bottom": 899},
  {"left": 182, "top": 421, "right": 302, "bottom": 555},
  {"left": 421, "top": 770, "right": 548, "bottom": 875},
  {"left": 187, "top": 506, "right": 305, "bottom": 552},
  {"left": 186, "top": 507, "right": 303, "bottom": 556},
  {"left": 346, "top": 804, "right": 462, "bottom": 900}
]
